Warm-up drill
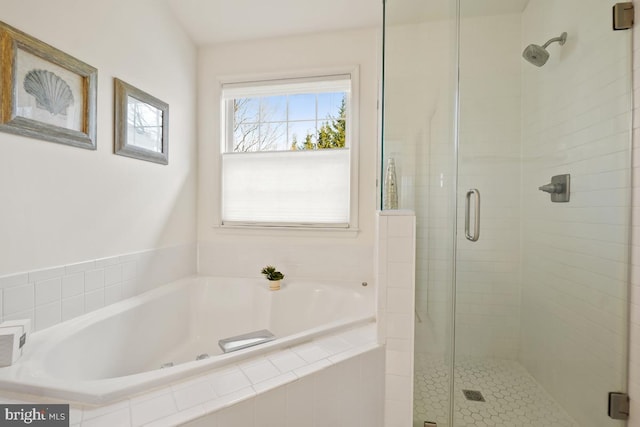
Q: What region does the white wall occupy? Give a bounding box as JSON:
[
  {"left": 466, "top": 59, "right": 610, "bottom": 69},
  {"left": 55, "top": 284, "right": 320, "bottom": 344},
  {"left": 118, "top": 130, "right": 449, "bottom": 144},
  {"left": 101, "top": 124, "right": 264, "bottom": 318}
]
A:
[
  {"left": 197, "top": 29, "right": 379, "bottom": 282},
  {"left": 0, "top": 0, "right": 198, "bottom": 276},
  {"left": 520, "top": 1, "right": 631, "bottom": 426}
]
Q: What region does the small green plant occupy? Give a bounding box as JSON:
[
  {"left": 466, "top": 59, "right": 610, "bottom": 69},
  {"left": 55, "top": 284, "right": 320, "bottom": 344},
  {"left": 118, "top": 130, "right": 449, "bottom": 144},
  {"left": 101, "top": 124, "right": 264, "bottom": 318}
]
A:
[{"left": 261, "top": 265, "right": 284, "bottom": 281}]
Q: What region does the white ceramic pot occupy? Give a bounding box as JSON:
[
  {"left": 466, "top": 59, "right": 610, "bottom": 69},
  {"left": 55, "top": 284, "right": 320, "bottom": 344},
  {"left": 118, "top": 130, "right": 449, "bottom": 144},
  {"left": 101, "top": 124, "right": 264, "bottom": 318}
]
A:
[{"left": 269, "top": 280, "right": 281, "bottom": 291}]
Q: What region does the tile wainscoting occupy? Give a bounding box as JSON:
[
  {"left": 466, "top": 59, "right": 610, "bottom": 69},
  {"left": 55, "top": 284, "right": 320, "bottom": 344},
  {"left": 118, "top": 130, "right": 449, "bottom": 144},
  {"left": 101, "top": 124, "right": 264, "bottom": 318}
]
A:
[{"left": 0, "top": 243, "right": 196, "bottom": 332}]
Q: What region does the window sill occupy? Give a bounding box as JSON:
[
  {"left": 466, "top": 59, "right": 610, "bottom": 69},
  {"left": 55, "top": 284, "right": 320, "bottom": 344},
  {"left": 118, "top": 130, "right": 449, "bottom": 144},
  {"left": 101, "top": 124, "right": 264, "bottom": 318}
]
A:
[{"left": 212, "top": 223, "right": 360, "bottom": 238}]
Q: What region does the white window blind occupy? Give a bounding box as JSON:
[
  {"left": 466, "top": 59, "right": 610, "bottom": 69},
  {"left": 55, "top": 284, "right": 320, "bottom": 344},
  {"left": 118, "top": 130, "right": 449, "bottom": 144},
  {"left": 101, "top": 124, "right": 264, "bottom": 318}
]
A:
[
  {"left": 220, "top": 72, "right": 354, "bottom": 228},
  {"left": 221, "top": 148, "right": 350, "bottom": 226},
  {"left": 221, "top": 74, "right": 351, "bottom": 99}
]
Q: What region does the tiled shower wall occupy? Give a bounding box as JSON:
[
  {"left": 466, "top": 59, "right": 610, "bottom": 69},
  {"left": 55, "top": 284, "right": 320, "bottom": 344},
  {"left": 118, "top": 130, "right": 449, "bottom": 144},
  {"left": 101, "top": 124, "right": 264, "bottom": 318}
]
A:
[
  {"left": 519, "top": 1, "right": 632, "bottom": 426},
  {"left": 457, "top": 12, "right": 522, "bottom": 359},
  {"left": 385, "top": 3, "right": 640, "bottom": 427},
  {"left": 382, "top": 18, "right": 455, "bottom": 362},
  {"left": 0, "top": 244, "right": 196, "bottom": 332},
  {"left": 385, "top": 12, "right": 523, "bottom": 363},
  {"left": 382, "top": 17, "right": 455, "bottom": 361}
]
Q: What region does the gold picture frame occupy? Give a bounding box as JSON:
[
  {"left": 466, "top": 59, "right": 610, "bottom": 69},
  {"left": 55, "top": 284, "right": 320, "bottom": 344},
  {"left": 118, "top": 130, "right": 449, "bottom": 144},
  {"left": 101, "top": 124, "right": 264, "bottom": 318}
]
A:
[{"left": 0, "top": 21, "right": 97, "bottom": 150}]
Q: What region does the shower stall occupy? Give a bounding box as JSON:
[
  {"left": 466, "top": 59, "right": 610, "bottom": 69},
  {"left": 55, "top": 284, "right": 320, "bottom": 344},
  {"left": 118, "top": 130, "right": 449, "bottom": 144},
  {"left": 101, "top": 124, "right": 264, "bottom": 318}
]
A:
[{"left": 382, "top": 0, "right": 632, "bottom": 426}]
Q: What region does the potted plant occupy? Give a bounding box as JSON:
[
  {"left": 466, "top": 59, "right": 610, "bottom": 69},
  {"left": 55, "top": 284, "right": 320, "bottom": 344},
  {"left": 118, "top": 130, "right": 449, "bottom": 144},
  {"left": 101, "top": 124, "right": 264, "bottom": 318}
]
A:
[{"left": 261, "top": 265, "right": 284, "bottom": 291}]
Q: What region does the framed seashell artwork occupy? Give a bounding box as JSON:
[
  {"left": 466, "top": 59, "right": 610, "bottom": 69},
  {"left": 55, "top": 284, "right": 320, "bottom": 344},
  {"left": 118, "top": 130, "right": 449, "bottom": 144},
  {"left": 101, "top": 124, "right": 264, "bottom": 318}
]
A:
[
  {"left": 114, "top": 78, "right": 169, "bottom": 165},
  {"left": 0, "top": 20, "right": 97, "bottom": 150}
]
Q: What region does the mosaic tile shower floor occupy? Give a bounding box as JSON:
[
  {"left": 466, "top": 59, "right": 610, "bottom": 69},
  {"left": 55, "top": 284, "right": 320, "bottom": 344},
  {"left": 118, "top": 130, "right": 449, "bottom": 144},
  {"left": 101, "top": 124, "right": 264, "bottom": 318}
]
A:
[{"left": 413, "top": 355, "right": 579, "bottom": 427}]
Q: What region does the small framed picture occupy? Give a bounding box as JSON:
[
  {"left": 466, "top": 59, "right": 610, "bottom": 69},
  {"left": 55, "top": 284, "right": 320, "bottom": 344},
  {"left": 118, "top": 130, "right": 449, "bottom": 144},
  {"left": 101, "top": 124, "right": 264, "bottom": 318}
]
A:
[
  {"left": 114, "top": 78, "right": 168, "bottom": 165},
  {"left": 0, "top": 21, "right": 97, "bottom": 149}
]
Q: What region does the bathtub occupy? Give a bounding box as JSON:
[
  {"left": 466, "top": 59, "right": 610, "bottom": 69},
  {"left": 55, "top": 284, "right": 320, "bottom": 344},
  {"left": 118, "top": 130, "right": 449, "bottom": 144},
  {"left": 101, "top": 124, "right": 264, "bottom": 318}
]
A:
[{"left": 0, "top": 276, "right": 374, "bottom": 404}]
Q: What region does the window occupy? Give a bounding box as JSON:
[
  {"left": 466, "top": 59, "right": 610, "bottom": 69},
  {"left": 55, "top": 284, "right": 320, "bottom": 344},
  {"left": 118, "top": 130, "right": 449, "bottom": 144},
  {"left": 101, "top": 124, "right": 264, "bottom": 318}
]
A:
[{"left": 220, "top": 72, "right": 356, "bottom": 228}]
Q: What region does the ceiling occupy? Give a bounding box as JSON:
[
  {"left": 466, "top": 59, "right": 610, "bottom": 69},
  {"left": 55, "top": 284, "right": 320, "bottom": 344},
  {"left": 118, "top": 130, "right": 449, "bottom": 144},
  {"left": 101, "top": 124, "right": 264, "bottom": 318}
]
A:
[
  {"left": 167, "top": 0, "right": 530, "bottom": 46},
  {"left": 386, "top": 0, "right": 530, "bottom": 26},
  {"left": 167, "top": 0, "right": 383, "bottom": 46}
]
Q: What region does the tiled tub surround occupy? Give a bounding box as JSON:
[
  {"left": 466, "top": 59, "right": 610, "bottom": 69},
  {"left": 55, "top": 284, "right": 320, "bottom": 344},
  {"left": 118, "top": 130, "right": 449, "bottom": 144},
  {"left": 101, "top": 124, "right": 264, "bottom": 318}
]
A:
[
  {"left": 0, "top": 244, "right": 196, "bottom": 332},
  {"left": 376, "top": 211, "right": 417, "bottom": 427},
  {"left": 0, "top": 275, "right": 374, "bottom": 403},
  {"left": 0, "top": 323, "right": 381, "bottom": 427}
]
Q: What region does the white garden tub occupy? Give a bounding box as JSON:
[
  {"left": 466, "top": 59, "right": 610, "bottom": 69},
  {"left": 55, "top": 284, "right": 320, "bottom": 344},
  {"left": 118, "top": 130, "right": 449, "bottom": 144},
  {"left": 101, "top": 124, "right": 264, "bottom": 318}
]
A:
[{"left": 0, "top": 276, "right": 374, "bottom": 404}]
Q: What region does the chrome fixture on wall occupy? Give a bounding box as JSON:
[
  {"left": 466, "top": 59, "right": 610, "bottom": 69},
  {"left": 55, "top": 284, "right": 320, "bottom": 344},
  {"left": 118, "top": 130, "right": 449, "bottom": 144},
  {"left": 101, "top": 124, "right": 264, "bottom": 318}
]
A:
[
  {"left": 538, "top": 174, "right": 570, "bottom": 202},
  {"left": 522, "top": 32, "right": 568, "bottom": 67},
  {"left": 613, "top": 2, "right": 634, "bottom": 31}
]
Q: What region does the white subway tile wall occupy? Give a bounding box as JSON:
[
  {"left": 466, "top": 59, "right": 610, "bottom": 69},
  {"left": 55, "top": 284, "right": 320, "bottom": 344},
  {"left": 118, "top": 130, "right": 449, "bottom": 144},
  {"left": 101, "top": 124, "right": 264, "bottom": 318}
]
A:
[
  {"left": 377, "top": 211, "right": 416, "bottom": 427},
  {"left": 457, "top": 13, "right": 523, "bottom": 360},
  {"left": 0, "top": 244, "right": 196, "bottom": 332},
  {"left": 520, "top": 1, "right": 632, "bottom": 426}
]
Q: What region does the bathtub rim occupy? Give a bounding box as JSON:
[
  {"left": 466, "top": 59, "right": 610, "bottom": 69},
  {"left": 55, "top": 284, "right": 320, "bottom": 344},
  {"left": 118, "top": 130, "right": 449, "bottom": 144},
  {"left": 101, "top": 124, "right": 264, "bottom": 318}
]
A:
[{"left": 0, "top": 275, "right": 376, "bottom": 404}]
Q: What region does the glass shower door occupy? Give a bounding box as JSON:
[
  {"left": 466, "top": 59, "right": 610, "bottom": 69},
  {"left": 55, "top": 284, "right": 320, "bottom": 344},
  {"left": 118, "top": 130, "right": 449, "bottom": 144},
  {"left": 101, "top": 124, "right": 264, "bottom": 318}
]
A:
[
  {"left": 383, "top": 0, "right": 632, "bottom": 426},
  {"left": 454, "top": 0, "right": 631, "bottom": 426},
  {"left": 382, "top": 0, "right": 459, "bottom": 426}
]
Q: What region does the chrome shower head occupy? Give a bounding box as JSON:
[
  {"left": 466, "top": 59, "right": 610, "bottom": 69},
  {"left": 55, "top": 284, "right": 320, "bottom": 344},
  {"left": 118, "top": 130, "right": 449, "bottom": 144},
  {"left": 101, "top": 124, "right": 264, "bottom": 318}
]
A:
[
  {"left": 522, "top": 32, "right": 567, "bottom": 67},
  {"left": 522, "top": 44, "right": 549, "bottom": 67}
]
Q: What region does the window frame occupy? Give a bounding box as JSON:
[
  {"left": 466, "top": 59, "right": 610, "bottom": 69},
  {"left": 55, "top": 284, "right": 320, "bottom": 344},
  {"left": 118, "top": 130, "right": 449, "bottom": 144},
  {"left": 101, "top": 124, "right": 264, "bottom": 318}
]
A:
[{"left": 216, "top": 67, "right": 360, "bottom": 232}]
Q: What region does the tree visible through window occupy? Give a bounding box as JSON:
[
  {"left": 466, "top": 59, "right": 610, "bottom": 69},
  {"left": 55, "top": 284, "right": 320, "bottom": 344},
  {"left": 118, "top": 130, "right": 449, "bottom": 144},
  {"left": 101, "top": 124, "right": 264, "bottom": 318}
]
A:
[
  {"left": 231, "top": 93, "right": 346, "bottom": 152},
  {"left": 294, "top": 97, "right": 345, "bottom": 150},
  {"left": 220, "top": 74, "right": 354, "bottom": 227}
]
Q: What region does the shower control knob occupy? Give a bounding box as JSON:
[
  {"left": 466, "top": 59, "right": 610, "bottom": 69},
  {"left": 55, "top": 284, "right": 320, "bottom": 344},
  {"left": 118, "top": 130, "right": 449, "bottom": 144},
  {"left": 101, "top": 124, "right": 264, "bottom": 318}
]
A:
[
  {"left": 538, "top": 183, "right": 563, "bottom": 194},
  {"left": 538, "top": 174, "right": 570, "bottom": 202}
]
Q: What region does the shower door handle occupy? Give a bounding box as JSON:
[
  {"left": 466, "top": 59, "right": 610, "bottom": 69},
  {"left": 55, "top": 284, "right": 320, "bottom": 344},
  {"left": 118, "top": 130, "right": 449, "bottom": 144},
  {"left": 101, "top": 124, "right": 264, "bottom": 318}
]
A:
[{"left": 465, "top": 189, "right": 480, "bottom": 242}]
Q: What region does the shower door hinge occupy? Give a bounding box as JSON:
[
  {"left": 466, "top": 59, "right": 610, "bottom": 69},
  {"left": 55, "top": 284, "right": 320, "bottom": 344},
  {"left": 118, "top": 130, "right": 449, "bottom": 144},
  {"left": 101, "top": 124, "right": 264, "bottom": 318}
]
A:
[
  {"left": 608, "top": 392, "right": 630, "bottom": 420},
  {"left": 613, "top": 3, "right": 634, "bottom": 30}
]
